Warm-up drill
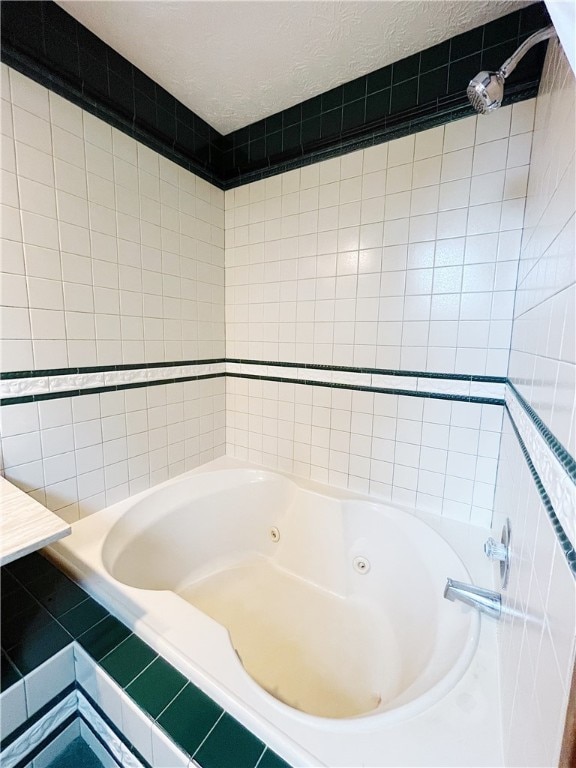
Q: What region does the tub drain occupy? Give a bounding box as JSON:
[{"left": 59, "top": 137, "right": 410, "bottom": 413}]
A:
[{"left": 353, "top": 556, "right": 370, "bottom": 574}]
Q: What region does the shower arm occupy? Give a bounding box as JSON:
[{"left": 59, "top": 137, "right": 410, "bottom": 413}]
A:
[{"left": 498, "top": 25, "right": 556, "bottom": 80}]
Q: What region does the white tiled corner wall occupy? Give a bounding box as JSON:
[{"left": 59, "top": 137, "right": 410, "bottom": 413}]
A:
[
  {"left": 225, "top": 100, "right": 534, "bottom": 375},
  {"left": 0, "top": 63, "right": 226, "bottom": 519},
  {"left": 494, "top": 38, "right": 576, "bottom": 767},
  {"left": 509, "top": 38, "right": 576, "bottom": 458},
  {"left": 224, "top": 96, "right": 536, "bottom": 527},
  {"left": 1, "top": 60, "right": 536, "bottom": 529}
]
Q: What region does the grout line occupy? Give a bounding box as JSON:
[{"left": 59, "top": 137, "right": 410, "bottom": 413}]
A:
[
  {"left": 120, "top": 653, "right": 159, "bottom": 690},
  {"left": 191, "top": 709, "right": 226, "bottom": 760},
  {"left": 153, "top": 679, "right": 191, "bottom": 722}
]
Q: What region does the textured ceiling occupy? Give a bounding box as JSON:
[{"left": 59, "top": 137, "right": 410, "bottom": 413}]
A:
[{"left": 57, "top": 0, "right": 532, "bottom": 135}]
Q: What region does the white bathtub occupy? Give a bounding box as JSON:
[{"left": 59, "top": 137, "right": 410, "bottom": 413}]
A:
[{"left": 49, "top": 458, "right": 501, "bottom": 767}]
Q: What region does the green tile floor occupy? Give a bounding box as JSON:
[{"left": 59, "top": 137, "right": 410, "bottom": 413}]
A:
[{"left": 1, "top": 552, "right": 291, "bottom": 768}]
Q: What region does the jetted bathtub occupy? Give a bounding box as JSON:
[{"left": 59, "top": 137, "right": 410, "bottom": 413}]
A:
[{"left": 49, "top": 460, "right": 485, "bottom": 766}]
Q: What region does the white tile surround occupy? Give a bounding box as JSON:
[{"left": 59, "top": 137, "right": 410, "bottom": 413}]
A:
[
  {"left": 225, "top": 100, "right": 534, "bottom": 376},
  {"left": 0, "top": 67, "right": 225, "bottom": 372},
  {"left": 0, "top": 39, "right": 575, "bottom": 768},
  {"left": 227, "top": 375, "right": 505, "bottom": 527},
  {"left": 495, "top": 418, "right": 575, "bottom": 768},
  {"left": 223, "top": 95, "right": 536, "bottom": 528},
  {"left": 0, "top": 380, "right": 225, "bottom": 522},
  {"left": 510, "top": 39, "right": 576, "bottom": 459},
  {"left": 0, "top": 64, "right": 226, "bottom": 519},
  {"left": 493, "top": 38, "right": 576, "bottom": 768}
]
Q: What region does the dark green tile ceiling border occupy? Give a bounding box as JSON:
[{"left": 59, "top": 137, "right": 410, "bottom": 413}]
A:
[{"left": 1, "top": 1, "right": 550, "bottom": 190}]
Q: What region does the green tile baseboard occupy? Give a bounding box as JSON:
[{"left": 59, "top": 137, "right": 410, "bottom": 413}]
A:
[
  {"left": 0, "top": 552, "right": 294, "bottom": 768},
  {"left": 0, "top": 1, "right": 550, "bottom": 189}
]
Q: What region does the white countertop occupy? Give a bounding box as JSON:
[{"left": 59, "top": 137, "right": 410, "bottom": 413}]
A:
[{"left": 0, "top": 476, "right": 70, "bottom": 565}]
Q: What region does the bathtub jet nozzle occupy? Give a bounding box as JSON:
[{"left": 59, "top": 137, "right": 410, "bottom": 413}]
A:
[{"left": 444, "top": 578, "right": 501, "bottom": 619}]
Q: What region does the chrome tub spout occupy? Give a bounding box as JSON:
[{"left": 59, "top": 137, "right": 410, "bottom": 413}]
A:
[{"left": 444, "top": 578, "right": 501, "bottom": 619}]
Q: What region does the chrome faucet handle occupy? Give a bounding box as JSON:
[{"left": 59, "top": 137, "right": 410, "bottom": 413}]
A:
[{"left": 484, "top": 537, "right": 507, "bottom": 562}]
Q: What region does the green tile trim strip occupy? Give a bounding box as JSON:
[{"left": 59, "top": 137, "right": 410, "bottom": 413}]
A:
[
  {"left": 1, "top": 553, "right": 294, "bottom": 768},
  {"left": 225, "top": 371, "right": 505, "bottom": 406},
  {"left": 0, "top": 372, "right": 227, "bottom": 406},
  {"left": 225, "top": 359, "right": 507, "bottom": 384},
  {"left": 1, "top": 1, "right": 550, "bottom": 189},
  {"left": 222, "top": 81, "right": 540, "bottom": 190},
  {"left": 0, "top": 359, "right": 227, "bottom": 380},
  {"left": 0, "top": 358, "right": 505, "bottom": 406},
  {"left": 504, "top": 409, "right": 576, "bottom": 576},
  {"left": 508, "top": 381, "right": 576, "bottom": 485},
  {"left": 0, "top": 371, "right": 502, "bottom": 407}
]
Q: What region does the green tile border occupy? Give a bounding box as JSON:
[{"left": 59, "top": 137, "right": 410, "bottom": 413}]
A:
[
  {"left": 226, "top": 371, "right": 505, "bottom": 406},
  {"left": 0, "top": 372, "right": 227, "bottom": 406},
  {"left": 0, "top": 359, "right": 227, "bottom": 380},
  {"left": 504, "top": 408, "right": 576, "bottom": 575},
  {"left": 0, "top": 1, "right": 550, "bottom": 189},
  {"left": 0, "top": 358, "right": 505, "bottom": 407},
  {"left": 507, "top": 381, "right": 576, "bottom": 485},
  {"left": 4, "top": 356, "right": 572, "bottom": 500}
]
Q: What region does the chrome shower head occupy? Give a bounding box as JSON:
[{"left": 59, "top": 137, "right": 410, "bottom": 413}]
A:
[
  {"left": 467, "top": 25, "right": 556, "bottom": 115},
  {"left": 467, "top": 71, "right": 505, "bottom": 114}
]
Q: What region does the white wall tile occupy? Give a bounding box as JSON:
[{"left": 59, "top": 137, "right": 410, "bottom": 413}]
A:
[
  {"left": 25, "top": 645, "right": 75, "bottom": 716},
  {"left": 496, "top": 39, "right": 576, "bottom": 768},
  {"left": 0, "top": 679, "right": 27, "bottom": 740},
  {"left": 2, "top": 65, "right": 225, "bottom": 373}
]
